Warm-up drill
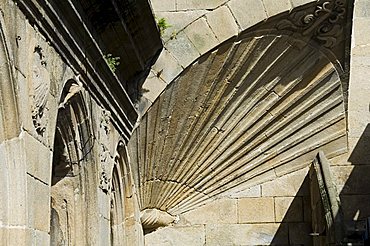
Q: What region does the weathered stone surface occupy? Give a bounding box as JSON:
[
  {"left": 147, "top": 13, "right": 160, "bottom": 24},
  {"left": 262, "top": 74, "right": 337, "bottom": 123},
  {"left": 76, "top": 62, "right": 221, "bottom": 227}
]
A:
[
  {"left": 238, "top": 197, "right": 275, "bottom": 223},
  {"left": 183, "top": 17, "right": 219, "bottom": 55},
  {"left": 262, "top": 0, "right": 291, "bottom": 16},
  {"left": 27, "top": 176, "right": 50, "bottom": 232},
  {"left": 3, "top": 137, "right": 27, "bottom": 226},
  {"left": 144, "top": 225, "right": 205, "bottom": 246},
  {"left": 274, "top": 197, "right": 303, "bottom": 222},
  {"left": 290, "top": 0, "right": 315, "bottom": 8},
  {"left": 206, "top": 6, "right": 239, "bottom": 43},
  {"left": 355, "top": 0, "right": 370, "bottom": 18},
  {"left": 262, "top": 168, "right": 309, "bottom": 197},
  {"left": 33, "top": 230, "right": 50, "bottom": 246},
  {"left": 155, "top": 10, "right": 207, "bottom": 42},
  {"left": 176, "top": 0, "right": 228, "bottom": 11},
  {"left": 152, "top": 49, "right": 183, "bottom": 84},
  {"left": 166, "top": 31, "right": 200, "bottom": 68},
  {"left": 180, "top": 199, "right": 237, "bottom": 225},
  {"left": 141, "top": 72, "right": 167, "bottom": 103},
  {"left": 24, "top": 132, "right": 52, "bottom": 184},
  {"left": 226, "top": 185, "right": 261, "bottom": 198},
  {"left": 206, "top": 223, "right": 288, "bottom": 245},
  {"left": 353, "top": 18, "right": 370, "bottom": 47},
  {"left": 149, "top": 0, "right": 176, "bottom": 12},
  {"left": 227, "top": 0, "right": 267, "bottom": 30}
]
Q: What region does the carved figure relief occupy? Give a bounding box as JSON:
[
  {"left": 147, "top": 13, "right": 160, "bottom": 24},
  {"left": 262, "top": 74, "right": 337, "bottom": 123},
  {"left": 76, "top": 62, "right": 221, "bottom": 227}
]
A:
[
  {"left": 30, "top": 45, "right": 50, "bottom": 136},
  {"left": 99, "top": 143, "right": 112, "bottom": 193}
]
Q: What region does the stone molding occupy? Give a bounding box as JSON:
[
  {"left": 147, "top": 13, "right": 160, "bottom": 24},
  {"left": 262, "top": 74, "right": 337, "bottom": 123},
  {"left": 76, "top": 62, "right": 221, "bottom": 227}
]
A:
[{"left": 14, "top": 0, "right": 139, "bottom": 142}]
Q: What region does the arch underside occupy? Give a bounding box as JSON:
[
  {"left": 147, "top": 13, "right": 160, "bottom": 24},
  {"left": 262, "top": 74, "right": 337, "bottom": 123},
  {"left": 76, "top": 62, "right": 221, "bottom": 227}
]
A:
[{"left": 129, "top": 33, "right": 347, "bottom": 215}]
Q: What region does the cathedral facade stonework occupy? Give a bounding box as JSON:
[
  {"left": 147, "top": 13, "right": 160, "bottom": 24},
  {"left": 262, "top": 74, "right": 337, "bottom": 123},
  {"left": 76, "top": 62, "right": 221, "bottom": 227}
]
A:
[{"left": 1, "top": 0, "right": 370, "bottom": 245}]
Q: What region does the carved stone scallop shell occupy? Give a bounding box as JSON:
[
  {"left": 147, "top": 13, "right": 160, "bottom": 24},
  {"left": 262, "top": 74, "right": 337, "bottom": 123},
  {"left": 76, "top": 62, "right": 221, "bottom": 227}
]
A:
[{"left": 128, "top": 34, "right": 347, "bottom": 215}]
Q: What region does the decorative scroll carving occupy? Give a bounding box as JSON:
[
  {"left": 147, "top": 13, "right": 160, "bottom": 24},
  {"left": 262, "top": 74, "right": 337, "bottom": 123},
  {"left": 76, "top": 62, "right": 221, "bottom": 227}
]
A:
[
  {"left": 276, "top": 1, "right": 346, "bottom": 48},
  {"left": 276, "top": 0, "right": 346, "bottom": 48}
]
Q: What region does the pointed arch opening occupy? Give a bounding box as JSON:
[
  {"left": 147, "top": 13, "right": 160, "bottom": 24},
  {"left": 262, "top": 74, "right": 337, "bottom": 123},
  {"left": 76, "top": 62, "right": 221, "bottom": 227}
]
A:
[{"left": 50, "top": 79, "right": 96, "bottom": 245}]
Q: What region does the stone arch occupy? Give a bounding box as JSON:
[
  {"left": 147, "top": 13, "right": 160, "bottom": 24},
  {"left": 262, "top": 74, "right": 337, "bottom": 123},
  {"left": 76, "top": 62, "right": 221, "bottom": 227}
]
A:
[
  {"left": 110, "top": 141, "right": 144, "bottom": 245},
  {"left": 50, "top": 78, "right": 97, "bottom": 245}
]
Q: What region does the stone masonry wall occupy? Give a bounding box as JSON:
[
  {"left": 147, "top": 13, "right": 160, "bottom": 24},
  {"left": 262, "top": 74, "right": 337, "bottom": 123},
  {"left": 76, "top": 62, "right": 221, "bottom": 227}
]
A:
[
  {"left": 145, "top": 168, "right": 312, "bottom": 245},
  {"left": 0, "top": 0, "right": 142, "bottom": 244}
]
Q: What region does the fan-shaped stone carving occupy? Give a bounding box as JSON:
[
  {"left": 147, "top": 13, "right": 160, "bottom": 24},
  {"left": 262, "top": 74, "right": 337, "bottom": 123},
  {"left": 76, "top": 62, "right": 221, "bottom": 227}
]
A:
[{"left": 128, "top": 34, "right": 347, "bottom": 215}]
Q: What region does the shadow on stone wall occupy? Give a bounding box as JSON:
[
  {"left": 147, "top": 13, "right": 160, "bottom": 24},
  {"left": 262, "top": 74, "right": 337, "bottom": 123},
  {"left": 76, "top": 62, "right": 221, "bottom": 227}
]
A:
[
  {"left": 270, "top": 175, "right": 313, "bottom": 245},
  {"left": 341, "top": 123, "right": 370, "bottom": 241},
  {"left": 271, "top": 124, "right": 370, "bottom": 245}
]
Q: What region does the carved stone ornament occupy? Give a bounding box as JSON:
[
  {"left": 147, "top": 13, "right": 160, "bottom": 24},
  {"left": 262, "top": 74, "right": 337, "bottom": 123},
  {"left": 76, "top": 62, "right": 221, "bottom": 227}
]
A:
[
  {"left": 31, "top": 46, "right": 50, "bottom": 136},
  {"left": 276, "top": 0, "right": 346, "bottom": 48},
  {"left": 99, "top": 143, "right": 112, "bottom": 193},
  {"left": 140, "top": 208, "right": 177, "bottom": 231},
  {"left": 100, "top": 109, "right": 111, "bottom": 135}
]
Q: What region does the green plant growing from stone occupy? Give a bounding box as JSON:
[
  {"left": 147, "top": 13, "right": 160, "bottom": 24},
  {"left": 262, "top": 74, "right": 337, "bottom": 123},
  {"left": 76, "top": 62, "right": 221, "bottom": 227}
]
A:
[
  {"left": 156, "top": 17, "right": 171, "bottom": 36},
  {"left": 104, "top": 54, "right": 120, "bottom": 73}
]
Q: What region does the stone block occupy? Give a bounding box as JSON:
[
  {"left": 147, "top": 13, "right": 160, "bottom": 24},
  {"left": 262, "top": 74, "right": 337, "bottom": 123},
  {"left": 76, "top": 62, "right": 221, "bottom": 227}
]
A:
[
  {"left": 141, "top": 71, "right": 167, "bottom": 103},
  {"left": 27, "top": 175, "right": 50, "bottom": 232},
  {"left": 183, "top": 17, "right": 219, "bottom": 55},
  {"left": 226, "top": 185, "right": 261, "bottom": 198},
  {"left": 353, "top": 18, "right": 370, "bottom": 47},
  {"left": 206, "top": 6, "right": 239, "bottom": 43},
  {"left": 274, "top": 196, "right": 303, "bottom": 222},
  {"left": 152, "top": 49, "right": 183, "bottom": 84},
  {"left": 355, "top": 0, "right": 370, "bottom": 18},
  {"left": 155, "top": 10, "right": 206, "bottom": 42},
  {"left": 33, "top": 230, "right": 50, "bottom": 246},
  {"left": 227, "top": 0, "right": 267, "bottom": 30},
  {"left": 4, "top": 137, "right": 28, "bottom": 226},
  {"left": 23, "top": 132, "right": 52, "bottom": 184},
  {"left": 288, "top": 222, "right": 313, "bottom": 245},
  {"left": 144, "top": 225, "right": 205, "bottom": 246},
  {"left": 176, "top": 0, "right": 227, "bottom": 11},
  {"left": 150, "top": 0, "right": 176, "bottom": 12},
  {"left": 290, "top": 0, "right": 315, "bottom": 8},
  {"left": 329, "top": 153, "right": 351, "bottom": 166},
  {"left": 333, "top": 165, "right": 370, "bottom": 195},
  {"left": 261, "top": 167, "right": 309, "bottom": 197},
  {"left": 180, "top": 198, "right": 237, "bottom": 225},
  {"left": 238, "top": 197, "right": 275, "bottom": 223},
  {"left": 262, "top": 0, "right": 291, "bottom": 16},
  {"left": 166, "top": 31, "right": 200, "bottom": 68},
  {"left": 4, "top": 228, "right": 33, "bottom": 245},
  {"left": 206, "top": 223, "right": 288, "bottom": 245}
]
